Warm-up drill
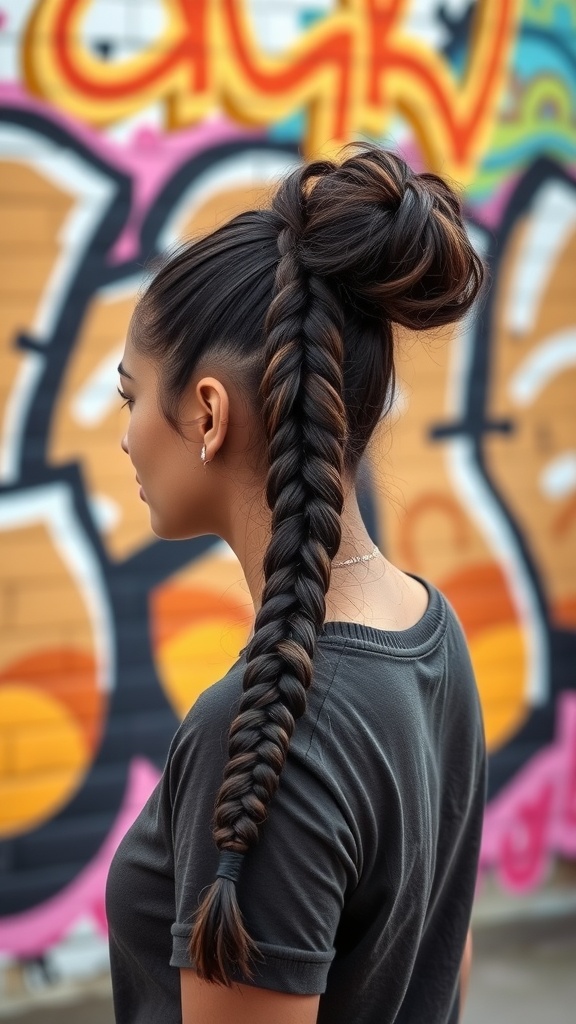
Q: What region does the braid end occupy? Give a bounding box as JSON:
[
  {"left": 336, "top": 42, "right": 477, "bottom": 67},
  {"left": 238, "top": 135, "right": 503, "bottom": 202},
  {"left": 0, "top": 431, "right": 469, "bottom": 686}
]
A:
[{"left": 190, "top": 877, "right": 261, "bottom": 986}]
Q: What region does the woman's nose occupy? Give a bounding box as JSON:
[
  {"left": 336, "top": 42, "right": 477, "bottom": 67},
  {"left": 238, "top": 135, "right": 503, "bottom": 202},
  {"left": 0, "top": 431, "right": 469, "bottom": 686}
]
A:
[{"left": 121, "top": 433, "right": 129, "bottom": 455}]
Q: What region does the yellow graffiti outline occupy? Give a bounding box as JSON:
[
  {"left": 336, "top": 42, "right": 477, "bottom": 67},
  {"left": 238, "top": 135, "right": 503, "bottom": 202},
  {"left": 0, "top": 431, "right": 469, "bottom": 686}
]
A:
[
  {"left": 23, "top": 0, "right": 520, "bottom": 183},
  {"left": 23, "top": 0, "right": 213, "bottom": 125},
  {"left": 211, "top": 0, "right": 365, "bottom": 164},
  {"left": 365, "top": 0, "right": 520, "bottom": 180}
]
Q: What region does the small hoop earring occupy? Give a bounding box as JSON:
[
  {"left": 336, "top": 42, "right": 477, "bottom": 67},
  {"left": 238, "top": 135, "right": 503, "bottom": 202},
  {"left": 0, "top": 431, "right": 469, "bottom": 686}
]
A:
[{"left": 200, "top": 444, "right": 209, "bottom": 466}]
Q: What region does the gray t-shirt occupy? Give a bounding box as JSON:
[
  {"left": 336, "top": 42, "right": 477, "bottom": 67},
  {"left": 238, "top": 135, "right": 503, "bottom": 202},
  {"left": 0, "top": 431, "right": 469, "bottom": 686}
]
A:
[{"left": 106, "top": 574, "right": 487, "bottom": 1023}]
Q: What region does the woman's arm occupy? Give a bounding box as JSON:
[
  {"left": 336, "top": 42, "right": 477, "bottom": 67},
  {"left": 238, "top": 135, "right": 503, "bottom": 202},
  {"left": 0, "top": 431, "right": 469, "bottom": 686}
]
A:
[
  {"left": 181, "top": 969, "right": 320, "bottom": 1024},
  {"left": 459, "top": 928, "right": 473, "bottom": 1018},
  {"left": 182, "top": 930, "right": 474, "bottom": 1023}
]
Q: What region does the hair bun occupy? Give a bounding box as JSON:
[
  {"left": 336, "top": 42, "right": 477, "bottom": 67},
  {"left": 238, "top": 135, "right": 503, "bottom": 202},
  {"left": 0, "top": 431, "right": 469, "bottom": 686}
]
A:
[{"left": 272, "top": 143, "right": 484, "bottom": 331}]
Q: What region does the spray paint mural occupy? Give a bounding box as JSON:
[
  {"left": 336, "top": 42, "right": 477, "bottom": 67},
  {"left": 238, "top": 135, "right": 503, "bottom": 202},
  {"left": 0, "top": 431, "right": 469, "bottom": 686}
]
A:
[{"left": 0, "top": 0, "right": 575, "bottom": 985}]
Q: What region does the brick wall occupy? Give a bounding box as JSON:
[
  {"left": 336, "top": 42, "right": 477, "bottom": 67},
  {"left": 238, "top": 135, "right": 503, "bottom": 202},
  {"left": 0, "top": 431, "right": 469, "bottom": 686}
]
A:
[{"left": 0, "top": 0, "right": 575, "bottom": 989}]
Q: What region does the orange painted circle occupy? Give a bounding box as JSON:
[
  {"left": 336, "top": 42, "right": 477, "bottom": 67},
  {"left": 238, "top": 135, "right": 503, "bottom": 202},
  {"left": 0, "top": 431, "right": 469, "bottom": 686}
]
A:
[
  {"left": 0, "top": 685, "right": 88, "bottom": 837},
  {"left": 155, "top": 620, "right": 249, "bottom": 719},
  {"left": 468, "top": 623, "right": 529, "bottom": 752}
]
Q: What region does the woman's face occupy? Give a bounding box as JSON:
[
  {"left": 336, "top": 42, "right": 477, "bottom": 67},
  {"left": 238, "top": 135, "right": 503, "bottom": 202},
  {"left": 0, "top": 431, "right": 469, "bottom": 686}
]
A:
[{"left": 117, "top": 330, "right": 223, "bottom": 541}]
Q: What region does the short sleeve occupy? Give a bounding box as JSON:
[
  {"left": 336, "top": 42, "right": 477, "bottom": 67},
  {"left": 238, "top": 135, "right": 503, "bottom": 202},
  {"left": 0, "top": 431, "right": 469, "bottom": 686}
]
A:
[{"left": 167, "top": 674, "right": 359, "bottom": 994}]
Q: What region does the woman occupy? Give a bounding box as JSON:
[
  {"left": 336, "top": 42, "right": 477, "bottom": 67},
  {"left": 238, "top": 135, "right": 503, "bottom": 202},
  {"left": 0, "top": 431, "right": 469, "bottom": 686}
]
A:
[{"left": 106, "top": 143, "right": 487, "bottom": 1024}]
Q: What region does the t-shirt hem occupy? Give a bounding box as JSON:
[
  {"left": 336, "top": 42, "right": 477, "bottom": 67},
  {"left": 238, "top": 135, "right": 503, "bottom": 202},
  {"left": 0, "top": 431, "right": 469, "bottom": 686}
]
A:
[{"left": 170, "top": 924, "right": 334, "bottom": 994}]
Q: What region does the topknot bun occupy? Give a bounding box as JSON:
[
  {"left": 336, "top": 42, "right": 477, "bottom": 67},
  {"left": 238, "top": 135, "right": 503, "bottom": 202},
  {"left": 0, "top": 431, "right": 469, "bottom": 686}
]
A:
[{"left": 271, "top": 143, "right": 484, "bottom": 331}]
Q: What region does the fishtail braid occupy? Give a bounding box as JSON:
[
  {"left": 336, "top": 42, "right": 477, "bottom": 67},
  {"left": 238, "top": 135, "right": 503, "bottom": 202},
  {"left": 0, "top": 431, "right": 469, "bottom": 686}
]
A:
[
  {"left": 134, "top": 143, "right": 484, "bottom": 987},
  {"left": 190, "top": 164, "right": 349, "bottom": 985}
]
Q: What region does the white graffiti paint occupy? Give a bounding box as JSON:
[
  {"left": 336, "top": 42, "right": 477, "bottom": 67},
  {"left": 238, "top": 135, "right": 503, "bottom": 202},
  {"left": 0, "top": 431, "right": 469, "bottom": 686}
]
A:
[
  {"left": 0, "top": 126, "right": 116, "bottom": 341},
  {"left": 0, "top": 482, "right": 115, "bottom": 693},
  {"left": 540, "top": 451, "right": 576, "bottom": 499},
  {"left": 444, "top": 218, "right": 548, "bottom": 706},
  {"left": 445, "top": 222, "right": 489, "bottom": 418},
  {"left": 0, "top": 123, "right": 119, "bottom": 481},
  {"left": 72, "top": 343, "right": 126, "bottom": 427},
  {"left": 505, "top": 182, "right": 576, "bottom": 335},
  {"left": 156, "top": 148, "right": 301, "bottom": 252},
  {"left": 88, "top": 493, "right": 123, "bottom": 533},
  {"left": 445, "top": 436, "right": 548, "bottom": 704},
  {"left": 508, "top": 328, "right": 576, "bottom": 405},
  {"left": 0, "top": 350, "right": 43, "bottom": 483}
]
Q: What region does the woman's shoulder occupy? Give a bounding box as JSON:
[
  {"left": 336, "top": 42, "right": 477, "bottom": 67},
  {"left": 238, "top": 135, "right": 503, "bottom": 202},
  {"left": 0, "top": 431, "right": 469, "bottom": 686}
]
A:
[
  {"left": 170, "top": 575, "right": 476, "bottom": 766},
  {"left": 169, "top": 658, "right": 245, "bottom": 762}
]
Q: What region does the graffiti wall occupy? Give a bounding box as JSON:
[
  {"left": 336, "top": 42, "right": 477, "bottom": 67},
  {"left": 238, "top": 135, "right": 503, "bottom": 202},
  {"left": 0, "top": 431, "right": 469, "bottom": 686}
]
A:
[{"left": 0, "top": 0, "right": 575, "bottom": 987}]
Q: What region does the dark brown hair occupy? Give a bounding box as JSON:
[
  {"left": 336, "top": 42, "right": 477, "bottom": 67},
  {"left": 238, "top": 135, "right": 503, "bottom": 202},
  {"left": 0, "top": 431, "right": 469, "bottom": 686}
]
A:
[{"left": 132, "top": 143, "right": 485, "bottom": 984}]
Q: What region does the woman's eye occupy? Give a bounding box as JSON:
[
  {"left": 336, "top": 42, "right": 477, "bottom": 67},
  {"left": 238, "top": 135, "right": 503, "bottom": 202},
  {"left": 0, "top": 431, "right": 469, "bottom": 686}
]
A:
[{"left": 117, "top": 385, "right": 133, "bottom": 410}]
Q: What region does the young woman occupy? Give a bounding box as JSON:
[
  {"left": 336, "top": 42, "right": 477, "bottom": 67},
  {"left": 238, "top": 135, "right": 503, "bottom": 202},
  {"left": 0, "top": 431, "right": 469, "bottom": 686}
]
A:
[{"left": 106, "top": 143, "right": 487, "bottom": 1024}]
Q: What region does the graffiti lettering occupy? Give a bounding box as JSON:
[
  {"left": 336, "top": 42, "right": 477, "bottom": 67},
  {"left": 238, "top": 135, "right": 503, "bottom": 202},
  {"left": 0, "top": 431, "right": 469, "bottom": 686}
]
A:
[{"left": 23, "top": 0, "right": 520, "bottom": 181}]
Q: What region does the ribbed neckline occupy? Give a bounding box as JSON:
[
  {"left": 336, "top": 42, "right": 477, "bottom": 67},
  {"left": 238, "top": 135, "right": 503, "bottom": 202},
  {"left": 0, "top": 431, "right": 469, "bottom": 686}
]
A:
[
  {"left": 317, "top": 573, "right": 445, "bottom": 654},
  {"left": 239, "top": 573, "right": 446, "bottom": 659}
]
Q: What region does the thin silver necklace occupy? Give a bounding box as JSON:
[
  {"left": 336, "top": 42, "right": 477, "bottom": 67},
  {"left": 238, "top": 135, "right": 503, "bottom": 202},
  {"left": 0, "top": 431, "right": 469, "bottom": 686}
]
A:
[
  {"left": 242, "top": 544, "right": 382, "bottom": 649},
  {"left": 332, "top": 544, "right": 381, "bottom": 568}
]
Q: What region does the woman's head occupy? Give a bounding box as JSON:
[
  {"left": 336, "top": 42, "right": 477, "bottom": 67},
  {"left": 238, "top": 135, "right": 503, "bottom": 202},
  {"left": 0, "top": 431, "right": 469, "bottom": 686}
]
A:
[{"left": 119, "top": 143, "right": 485, "bottom": 983}]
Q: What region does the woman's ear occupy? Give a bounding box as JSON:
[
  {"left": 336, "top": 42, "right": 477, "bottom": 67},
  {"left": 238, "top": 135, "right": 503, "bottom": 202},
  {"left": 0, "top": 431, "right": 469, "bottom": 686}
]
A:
[{"left": 195, "top": 376, "right": 230, "bottom": 462}]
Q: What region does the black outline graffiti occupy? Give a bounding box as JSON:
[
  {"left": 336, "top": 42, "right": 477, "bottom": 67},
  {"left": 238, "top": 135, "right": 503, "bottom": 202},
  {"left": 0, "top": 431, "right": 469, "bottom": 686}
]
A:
[
  {"left": 430, "top": 157, "right": 576, "bottom": 799},
  {"left": 0, "top": 109, "right": 284, "bottom": 913},
  {"left": 0, "top": 102, "right": 573, "bottom": 920}
]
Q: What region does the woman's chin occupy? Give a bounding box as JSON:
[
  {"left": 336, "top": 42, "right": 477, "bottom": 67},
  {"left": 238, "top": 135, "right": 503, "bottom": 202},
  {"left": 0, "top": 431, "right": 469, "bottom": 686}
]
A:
[
  {"left": 149, "top": 512, "right": 199, "bottom": 542},
  {"left": 150, "top": 518, "right": 176, "bottom": 541},
  {"left": 148, "top": 509, "right": 170, "bottom": 540}
]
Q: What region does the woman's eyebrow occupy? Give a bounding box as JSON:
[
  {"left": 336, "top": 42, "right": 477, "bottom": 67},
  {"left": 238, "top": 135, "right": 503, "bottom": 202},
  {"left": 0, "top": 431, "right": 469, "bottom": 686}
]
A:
[{"left": 117, "top": 361, "right": 134, "bottom": 381}]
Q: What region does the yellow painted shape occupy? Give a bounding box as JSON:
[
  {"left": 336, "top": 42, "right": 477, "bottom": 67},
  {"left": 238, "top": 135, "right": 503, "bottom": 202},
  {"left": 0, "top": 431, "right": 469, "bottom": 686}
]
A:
[
  {"left": 23, "top": 0, "right": 520, "bottom": 181},
  {"left": 156, "top": 620, "right": 247, "bottom": 719},
  {"left": 23, "top": 0, "right": 203, "bottom": 124},
  {"left": 0, "top": 163, "right": 72, "bottom": 476},
  {"left": 0, "top": 523, "right": 95, "bottom": 674},
  {"left": 0, "top": 686, "right": 87, "bottom": 837},
  {"left": 468, "top": 623, "right": 529, "bottom": 753}
]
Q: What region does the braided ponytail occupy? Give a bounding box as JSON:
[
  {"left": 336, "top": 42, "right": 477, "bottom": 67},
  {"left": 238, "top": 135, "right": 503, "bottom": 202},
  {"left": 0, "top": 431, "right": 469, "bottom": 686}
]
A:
[
  {"left": 190, "top": 163, "right": 349, "bottom": 985},
  {"left": 132, "top": 143, "right": 485, "bottom": 986}
]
